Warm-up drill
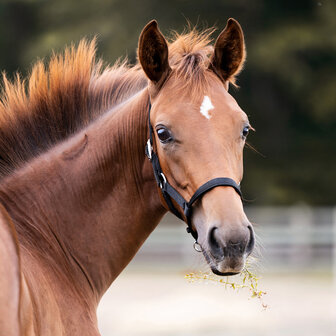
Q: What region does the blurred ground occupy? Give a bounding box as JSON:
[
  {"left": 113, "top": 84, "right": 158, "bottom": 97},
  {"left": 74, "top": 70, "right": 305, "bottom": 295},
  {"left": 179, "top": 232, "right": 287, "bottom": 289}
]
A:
[{"left": 98, "top": 270, "right": 334, "bottom": 336}]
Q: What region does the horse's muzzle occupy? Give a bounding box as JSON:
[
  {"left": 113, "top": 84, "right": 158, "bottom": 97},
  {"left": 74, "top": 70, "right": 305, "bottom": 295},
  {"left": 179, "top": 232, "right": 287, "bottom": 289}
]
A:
[{"left": 204, "top": 224, "right": 255, "bottom": 275}]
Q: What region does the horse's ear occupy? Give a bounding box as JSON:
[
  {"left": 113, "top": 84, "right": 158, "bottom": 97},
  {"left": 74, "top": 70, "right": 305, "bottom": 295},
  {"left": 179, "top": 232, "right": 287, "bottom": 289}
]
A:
[
  {"left": 209, "top": 18, "right": 246, "bottom": 85},
  {"left": 138, "top": 20, "right": 171, "bottom": 84}
]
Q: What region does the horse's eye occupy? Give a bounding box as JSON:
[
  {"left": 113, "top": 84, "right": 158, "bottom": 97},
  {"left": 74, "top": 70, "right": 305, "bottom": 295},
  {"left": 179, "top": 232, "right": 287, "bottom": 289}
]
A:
[
  {"left": 156, "top": 127, "right": 173, "bottom": 143},
  {"left": 242, "top": 126, "right": 250, "bottom": 139}
]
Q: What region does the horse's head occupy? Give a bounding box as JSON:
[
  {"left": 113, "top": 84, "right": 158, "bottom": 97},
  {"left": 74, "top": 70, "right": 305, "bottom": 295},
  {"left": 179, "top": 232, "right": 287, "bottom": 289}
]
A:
[{"left": 138, "top": 19, "right": 254, "bottom": 276}]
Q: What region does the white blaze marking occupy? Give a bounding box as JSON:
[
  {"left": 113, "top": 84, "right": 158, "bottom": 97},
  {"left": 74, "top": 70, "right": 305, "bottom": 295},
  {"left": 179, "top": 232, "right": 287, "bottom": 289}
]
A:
[{"left": 200, "top": 95, "right": 214, "bottom": 120}]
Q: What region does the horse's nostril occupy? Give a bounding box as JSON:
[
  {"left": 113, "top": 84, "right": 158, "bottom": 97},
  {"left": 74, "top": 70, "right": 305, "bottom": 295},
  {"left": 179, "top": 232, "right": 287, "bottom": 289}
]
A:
[
  {"left": 208, "top": 227, "right": 223, "bottom": 259},
  {"left": 246, "top": 225, "right": 255, "bottom": 255},
  {"left": 209, "top": 227, "right": 219, "bottom": 248}
]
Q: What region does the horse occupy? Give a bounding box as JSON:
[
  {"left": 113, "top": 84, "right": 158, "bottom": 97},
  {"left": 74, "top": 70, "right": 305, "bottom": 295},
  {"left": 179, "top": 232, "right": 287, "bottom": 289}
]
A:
[{"left": 0, "top": 18, "right": 255, "bottom": 335}]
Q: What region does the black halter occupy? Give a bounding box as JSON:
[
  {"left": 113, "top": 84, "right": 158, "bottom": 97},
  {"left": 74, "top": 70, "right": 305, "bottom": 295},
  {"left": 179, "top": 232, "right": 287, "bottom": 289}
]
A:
[{"left": 145, "top": 101, "right": 242, "bottom": 241}]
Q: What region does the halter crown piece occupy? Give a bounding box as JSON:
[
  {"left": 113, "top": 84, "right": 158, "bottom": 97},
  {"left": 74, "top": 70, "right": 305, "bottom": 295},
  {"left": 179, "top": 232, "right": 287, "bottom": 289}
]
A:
[{"left": 145, "top": 101, "right": 242, "bottom": 242}]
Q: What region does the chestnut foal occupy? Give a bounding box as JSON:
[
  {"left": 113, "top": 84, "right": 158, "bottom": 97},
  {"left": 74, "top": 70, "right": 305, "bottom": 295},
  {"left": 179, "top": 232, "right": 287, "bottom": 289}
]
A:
[{"left": 0, "top": 19, "right": 254, "bottom": 335}]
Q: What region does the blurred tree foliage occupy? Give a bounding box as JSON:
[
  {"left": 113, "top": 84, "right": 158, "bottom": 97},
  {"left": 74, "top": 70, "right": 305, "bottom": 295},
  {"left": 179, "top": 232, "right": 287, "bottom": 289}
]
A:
[{"left": 0, "top": 0, "right": 335, "bottom": 205}]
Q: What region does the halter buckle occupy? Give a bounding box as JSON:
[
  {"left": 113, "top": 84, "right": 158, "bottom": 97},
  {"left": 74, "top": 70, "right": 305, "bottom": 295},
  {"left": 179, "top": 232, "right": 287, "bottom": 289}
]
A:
[
  {"left": 159, "top": 173, "right": 167, "bottom": 189},
  {"left": 145, "top": 139, "right": 152, "bottom": 161}
]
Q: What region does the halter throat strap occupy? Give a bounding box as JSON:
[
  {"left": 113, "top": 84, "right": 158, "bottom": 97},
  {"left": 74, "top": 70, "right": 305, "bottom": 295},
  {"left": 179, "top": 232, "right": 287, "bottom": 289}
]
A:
[{"left": 145, "top": 101, "right": 242, "bottom": 241}]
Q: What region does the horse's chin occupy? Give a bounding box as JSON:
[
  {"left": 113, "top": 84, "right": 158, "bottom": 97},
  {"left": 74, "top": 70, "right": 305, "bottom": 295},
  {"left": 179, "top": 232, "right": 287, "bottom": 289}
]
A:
[{"left": 203, "top": 250, "right": 246, "bottom": 276}]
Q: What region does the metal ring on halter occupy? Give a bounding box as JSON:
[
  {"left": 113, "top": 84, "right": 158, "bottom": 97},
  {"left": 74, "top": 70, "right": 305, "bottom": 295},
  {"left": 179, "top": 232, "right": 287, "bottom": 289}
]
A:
[
  {"left": 159, "top": 173, "right": 167, "bottom": 189},
  {"left": 193, "top": 241, "right": 202, "bottom": 252}
]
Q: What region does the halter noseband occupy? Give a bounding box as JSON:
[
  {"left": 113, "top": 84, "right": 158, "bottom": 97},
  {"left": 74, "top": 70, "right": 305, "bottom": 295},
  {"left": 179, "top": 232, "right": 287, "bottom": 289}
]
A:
[{"left": 145, "top": 101, "right": 242, "bottom": 242}]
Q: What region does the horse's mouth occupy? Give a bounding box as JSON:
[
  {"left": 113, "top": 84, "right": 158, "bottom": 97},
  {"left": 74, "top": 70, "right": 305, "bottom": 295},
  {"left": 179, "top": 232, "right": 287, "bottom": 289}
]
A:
[
  {"left": 202, "top": 249, "right": 245, "bottom": 276},
  {"left": 211, "top": 267, "right": 239, "bottom": 277}
]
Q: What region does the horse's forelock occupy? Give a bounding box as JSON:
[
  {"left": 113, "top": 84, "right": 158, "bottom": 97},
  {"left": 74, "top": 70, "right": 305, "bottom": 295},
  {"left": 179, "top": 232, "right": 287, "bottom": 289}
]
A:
[{"left": 167, "top": 28, "right": 216, "bottom": 94}]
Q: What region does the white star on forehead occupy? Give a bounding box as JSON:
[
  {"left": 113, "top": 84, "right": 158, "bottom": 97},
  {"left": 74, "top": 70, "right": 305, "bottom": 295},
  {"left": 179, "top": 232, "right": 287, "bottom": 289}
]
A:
[{"left": 200, "top": 95, "right": 214, "bottom": 119}]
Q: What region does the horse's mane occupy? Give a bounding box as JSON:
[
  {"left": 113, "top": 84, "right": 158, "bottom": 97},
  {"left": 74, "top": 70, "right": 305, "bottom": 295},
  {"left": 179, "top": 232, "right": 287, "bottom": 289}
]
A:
[{"left": 0, "top": 28, "right": 216, "bottom": 179}]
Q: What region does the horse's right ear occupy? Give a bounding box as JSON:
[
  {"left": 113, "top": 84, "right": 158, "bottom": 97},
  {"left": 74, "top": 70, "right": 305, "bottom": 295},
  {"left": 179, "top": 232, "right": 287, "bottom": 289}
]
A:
[{"left": 138, "top": 20, "right": 171, "bottom": 84}]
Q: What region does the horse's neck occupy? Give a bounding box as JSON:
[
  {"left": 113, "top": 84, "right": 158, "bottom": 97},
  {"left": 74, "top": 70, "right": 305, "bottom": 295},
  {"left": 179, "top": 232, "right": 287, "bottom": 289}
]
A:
[{"left": 0, "top": 89, "right": 165, "bottom": 302}]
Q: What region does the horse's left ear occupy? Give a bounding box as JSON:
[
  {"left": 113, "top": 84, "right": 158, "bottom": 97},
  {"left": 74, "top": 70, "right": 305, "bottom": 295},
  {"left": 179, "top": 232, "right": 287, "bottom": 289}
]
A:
[
  {"left": 138, "top": 20, "right": 171, "bottom": 85},
  {"left": 209, "top": 18, "right": 246, "bottom": 86}
]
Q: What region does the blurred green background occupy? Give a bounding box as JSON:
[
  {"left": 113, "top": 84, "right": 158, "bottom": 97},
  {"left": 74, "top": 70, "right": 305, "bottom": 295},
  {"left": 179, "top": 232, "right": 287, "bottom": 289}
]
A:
[{"left": 1, "top": 0, "right": 335, "bottom": 205}]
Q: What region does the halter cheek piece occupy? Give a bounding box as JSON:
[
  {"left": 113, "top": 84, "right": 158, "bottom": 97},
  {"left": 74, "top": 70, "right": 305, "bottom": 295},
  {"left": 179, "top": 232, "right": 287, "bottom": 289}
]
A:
[{"left": 145, "top": 102, "right": 242, "bottom": 243}]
